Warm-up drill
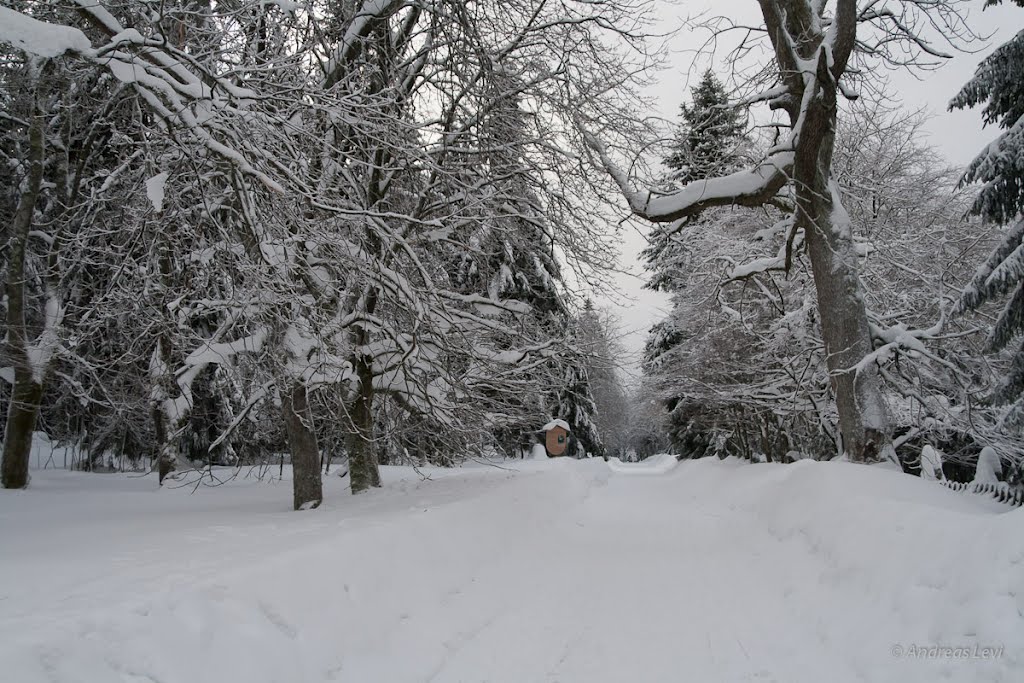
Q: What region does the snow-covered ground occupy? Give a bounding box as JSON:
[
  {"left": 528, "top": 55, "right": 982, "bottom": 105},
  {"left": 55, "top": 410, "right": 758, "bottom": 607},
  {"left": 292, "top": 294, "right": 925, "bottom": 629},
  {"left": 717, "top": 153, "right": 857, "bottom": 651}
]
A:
[{"left": 1, "top": 456, "right": 1020, "bottom": 682}]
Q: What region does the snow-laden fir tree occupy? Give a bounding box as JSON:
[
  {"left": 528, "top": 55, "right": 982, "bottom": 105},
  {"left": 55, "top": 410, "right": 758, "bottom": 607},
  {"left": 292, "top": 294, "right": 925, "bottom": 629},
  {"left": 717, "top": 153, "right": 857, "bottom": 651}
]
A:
[
  {"left": 450, "top": 70, "right": 567, "bottom": 323},
  {"left": 643, "top": 70, "right": 748, "bottom": 294},
  {"left": 950, "top": 0, "right": 1024, "bottom": 225},
  {"left": 641, "top": 70, "right": 782, "bottom": 458},
  {"left": 441, "top": 69, "right": 572, "bottom": 458},
  {"left": 953, "top": 0, "right": 1024, "bottom": 426},
  {"left": 663, "top": 70, "right": 746, "bottom": 184},
  {"left": 552, "top": 359, "right": 604, "bottom": 458}
]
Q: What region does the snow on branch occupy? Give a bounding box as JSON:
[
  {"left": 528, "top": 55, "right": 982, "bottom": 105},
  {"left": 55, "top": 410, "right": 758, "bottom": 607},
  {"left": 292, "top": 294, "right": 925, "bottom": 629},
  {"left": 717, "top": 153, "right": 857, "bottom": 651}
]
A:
[
  {"left": 183, "top": 328, "right": 269, "bottom": 368},
  {"left": 206, "top": 381, "right": 274, "bottom": 453},
  {"left": 0, "top": 6, "right": 92, "bottom": 58},
  {"left": 960, "top": 116, "right": 1024, "bottom": 224},
  {"left": 155, "top": 328, "right": 270, "bottom": 428},
  {"left": 733, "top": 84, "right": 791, "bottom": 108},
  {"left": 582, "top": 128, "right": 793, "bottom": 222},
  {"left": 841, "top": 313, "right": 956, "bottom": 379},
  {"left": 0, "top": 2, "right": 287, "bottom": 194},
  {"left": 958, "top": 217, "right": 1024, "bottom": 313},
  {"left": 26, "top": 292, "right": 65, "bottom": 385},
  {"left": 727, "top": 220, "right": 803, "bottom": 280},
  {"left": 323, "top": 0, "right": 406, "bottom": 89}
]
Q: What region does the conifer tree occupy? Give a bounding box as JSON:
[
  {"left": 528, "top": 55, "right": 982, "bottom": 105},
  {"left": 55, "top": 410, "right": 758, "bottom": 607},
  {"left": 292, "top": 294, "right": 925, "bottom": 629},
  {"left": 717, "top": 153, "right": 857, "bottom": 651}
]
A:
[
  {"left": 643, "top": 70, "right": 747, "bottom": 294},
  {"left": 542, "top": 300, "right": 604, "bottom": 458},
  {"left": 953, "top": 0, "right": 1024, "bottom": 424},
  {"left": 663, "top": 70, "right": 745, "bottom": 184},
  {"left": 552, "top": 362, "right": 604, "bottom": 458},
  {"left": 642, "top": 71, "right": 751, "bottom": 369}
]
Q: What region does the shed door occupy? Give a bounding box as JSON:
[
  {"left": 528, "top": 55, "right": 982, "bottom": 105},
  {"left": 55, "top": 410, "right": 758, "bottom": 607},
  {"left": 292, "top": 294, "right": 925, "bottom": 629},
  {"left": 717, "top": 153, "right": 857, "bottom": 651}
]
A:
[{"left": 546, "top": 427, "right": 568, "bottom": 456}]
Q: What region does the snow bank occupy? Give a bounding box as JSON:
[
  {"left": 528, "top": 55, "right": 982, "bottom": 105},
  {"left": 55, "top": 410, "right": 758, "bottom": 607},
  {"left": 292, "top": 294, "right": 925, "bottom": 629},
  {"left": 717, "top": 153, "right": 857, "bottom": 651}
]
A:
[{"left": 1, "top": 459, "right": 1020, "bottom": 682}]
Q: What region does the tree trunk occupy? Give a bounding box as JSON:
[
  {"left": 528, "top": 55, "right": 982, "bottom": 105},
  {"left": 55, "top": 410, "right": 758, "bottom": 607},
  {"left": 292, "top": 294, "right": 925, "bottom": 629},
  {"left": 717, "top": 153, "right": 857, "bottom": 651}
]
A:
[
  {"left": 348, "top": 360, "right": 380, "bottom": 493},
  {"left": 794, "top": 54, "right": 892, "bottom": 462},
  {"left": 1, "top": 87, "right": 45, "bottom": 490},
  {"left": 802, "top": 185, "right": 891, "bottom": 461},
  {"left": 150, "top": 338, "right": 188, "bottom": 484},
  {"left": 282, "top": 380, "right": 322, "bottom": 510},
  {"left": 153, "top": 404, "right": 175, "bottom": 484},
  {"left": 2, "top": 377, "right": 43, "bottom": 489}
]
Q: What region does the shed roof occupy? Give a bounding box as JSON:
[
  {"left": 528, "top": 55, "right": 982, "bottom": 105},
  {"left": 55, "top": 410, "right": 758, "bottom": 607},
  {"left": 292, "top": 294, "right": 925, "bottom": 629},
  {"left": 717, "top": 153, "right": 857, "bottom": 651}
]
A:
[{"left": 542, "top": 419, "right": 571, "bottom": 433}]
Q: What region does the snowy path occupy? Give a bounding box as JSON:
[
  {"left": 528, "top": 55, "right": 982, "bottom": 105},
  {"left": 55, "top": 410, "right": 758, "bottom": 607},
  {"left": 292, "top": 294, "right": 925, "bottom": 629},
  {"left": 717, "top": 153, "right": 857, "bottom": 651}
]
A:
[{"left": 1, "top": 457, "right": 1020, "bottom": 682}]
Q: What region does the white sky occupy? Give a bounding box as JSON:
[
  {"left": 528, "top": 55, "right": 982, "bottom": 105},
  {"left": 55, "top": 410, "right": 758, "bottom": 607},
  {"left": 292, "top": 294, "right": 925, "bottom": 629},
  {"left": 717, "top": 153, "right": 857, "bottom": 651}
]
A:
[{"left": 601, "top": 0, "right": 1021, "bottom": 380}]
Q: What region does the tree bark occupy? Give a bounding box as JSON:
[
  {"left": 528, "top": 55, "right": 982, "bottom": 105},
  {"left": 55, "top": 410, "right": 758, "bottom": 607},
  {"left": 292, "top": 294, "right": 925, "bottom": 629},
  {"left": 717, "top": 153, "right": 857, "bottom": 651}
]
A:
[
  {"left": 347, "top": 359, "right": 381, "bottom": 493},
  {"left": 2, "top": 86, "right": 46, "bottom": 490},
  {"left": 2, "top": 378, "right": 44, "bottom": 489},
  {"left": 801, "top": 181, "right": 890, "bottom": 460},
  {"left": 282, "top": 380, "right": 322, "bottom": 510},
  {"left": 791, "top": 47, "right": 892, "bottom": 462},
  {"left": 151, "top": 339, "right": 178, "bottom": 484}
]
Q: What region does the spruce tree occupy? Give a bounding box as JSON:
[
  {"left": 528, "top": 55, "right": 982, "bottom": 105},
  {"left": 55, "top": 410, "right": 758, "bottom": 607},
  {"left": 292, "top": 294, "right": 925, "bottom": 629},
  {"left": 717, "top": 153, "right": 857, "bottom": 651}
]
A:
[
  {"left": 643, "top": 70, "right": 746, "bottom": 294},
  {"left": 552, "top": 362, "right": 604, "bottom": 458},
  {"left": 663, "top": 70, "right": 745, "bottom": 184},
  {"left": 953, "top": 1, "right": 1024, "bottom": 423},
  {"left": 543, "top": 300, "right": 605, "bottom": 458}
]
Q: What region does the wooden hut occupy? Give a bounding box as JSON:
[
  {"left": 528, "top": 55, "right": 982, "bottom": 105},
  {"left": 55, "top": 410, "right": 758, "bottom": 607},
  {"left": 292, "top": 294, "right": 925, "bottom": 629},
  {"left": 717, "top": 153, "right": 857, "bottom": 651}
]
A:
[{"left": 543, "top": 419, "right": 571, "bottom": 457}]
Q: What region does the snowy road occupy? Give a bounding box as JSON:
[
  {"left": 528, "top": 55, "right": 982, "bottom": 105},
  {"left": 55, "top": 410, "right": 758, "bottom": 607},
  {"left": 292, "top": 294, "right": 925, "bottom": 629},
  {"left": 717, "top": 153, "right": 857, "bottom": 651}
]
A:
[{"left": 1, "top": 457, "right": 1021, "bottom": 682}]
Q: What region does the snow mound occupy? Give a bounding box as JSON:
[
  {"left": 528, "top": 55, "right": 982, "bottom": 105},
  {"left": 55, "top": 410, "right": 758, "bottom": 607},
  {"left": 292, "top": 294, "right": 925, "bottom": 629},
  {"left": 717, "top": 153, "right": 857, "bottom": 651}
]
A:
[
  {"left": 973, "top": 446, "right": 1002, "bottom": 484},
  {"left": 531, "top": 443, "right": 548, "bottom": 460},
  {"left": 542, "top": 418, "right": 570, "bottom": 432}
]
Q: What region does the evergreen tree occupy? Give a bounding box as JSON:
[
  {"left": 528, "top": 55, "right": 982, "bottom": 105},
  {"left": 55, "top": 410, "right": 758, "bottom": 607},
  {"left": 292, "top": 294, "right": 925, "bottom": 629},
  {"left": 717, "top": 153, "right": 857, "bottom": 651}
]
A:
[
  {"left": 953, "top": 0, "right": 1024, "bottom": 424},
  {"left": 663, "top": 70, "right": 746, "bottom": 184},
  {"left": 441, "top": 71, "right": 572, "bottom": 458},
  {"left": 643, "top": 71, "right": 748, "bottom": 294},
  {"left": 552, "top": 361, "right": 604, "bottom": 458},
  {"left": 539, "top": 300, "right": 604, "bottom": 459},
  {"left": 450, "top": 72, "right": 567, "bottom": 322},
  {"left": 640, "top": 71, "right": 760, "bottom": 458},
  {"left": 950, "top": 0, "right": 1024, "bottom": 225}
]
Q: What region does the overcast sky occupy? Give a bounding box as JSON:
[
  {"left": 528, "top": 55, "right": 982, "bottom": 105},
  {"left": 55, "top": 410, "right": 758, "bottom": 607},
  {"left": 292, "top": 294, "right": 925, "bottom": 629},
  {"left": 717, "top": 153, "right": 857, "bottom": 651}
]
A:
[{"left": 601, "top": 0, "right": 1022, "bottom": 381}]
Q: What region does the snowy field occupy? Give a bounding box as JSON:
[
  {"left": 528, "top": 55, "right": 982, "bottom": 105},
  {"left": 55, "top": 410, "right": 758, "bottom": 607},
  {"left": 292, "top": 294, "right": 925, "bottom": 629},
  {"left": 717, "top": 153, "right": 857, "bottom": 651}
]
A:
[{"left": 1, "top": 456, "right": 1021, "bottom": 683}]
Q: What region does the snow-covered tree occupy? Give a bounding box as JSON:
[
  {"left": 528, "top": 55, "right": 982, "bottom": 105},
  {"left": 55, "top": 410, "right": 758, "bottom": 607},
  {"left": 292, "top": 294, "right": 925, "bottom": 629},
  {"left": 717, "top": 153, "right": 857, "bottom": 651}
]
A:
[
  {"left": 0, "top": 0, "right": 660, "bottom": 502},
  {"left": 586, "top": 0, "right": 981, "bottom": 463},
  {"left": 953, "top": 0, "right": 1024, "bottom": 427},
  {"left": 577, "top": 302, "right": 631, "bottom": 457},
  {"left": 552, "top": 360, "right": 603, "bottom": 458},
  {"left": 642, "top": 96, "right": 1002, "bottom": 464},
  {"left": 663, "top": 69, "right": 746, "bottom": 184},
  {"left": 950, "top": 0, "right": 1024, "bottom": 225}
]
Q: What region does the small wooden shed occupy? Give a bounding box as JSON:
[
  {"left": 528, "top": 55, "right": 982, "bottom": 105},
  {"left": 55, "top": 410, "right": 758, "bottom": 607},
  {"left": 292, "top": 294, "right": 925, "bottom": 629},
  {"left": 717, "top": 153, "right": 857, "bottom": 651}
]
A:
[{"left": 543, "top": 419, "right": 571, "bottom": 457}]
